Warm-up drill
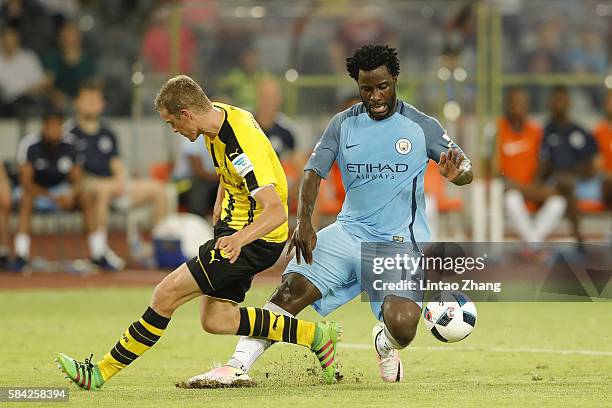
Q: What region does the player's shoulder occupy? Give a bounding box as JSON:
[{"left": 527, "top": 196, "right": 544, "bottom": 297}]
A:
[{"left": 397, "top": 100, "right": 444, "bottom": 135}]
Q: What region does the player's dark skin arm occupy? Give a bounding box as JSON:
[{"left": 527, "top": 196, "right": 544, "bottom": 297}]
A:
[
  {"left": 268, "top": 170, "right": 324, "bottom": 316},
  {"left": 287, "top": 169, "right": 322, "bottom": 265}
]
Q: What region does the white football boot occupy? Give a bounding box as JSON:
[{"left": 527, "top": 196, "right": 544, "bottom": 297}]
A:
[
  {"left": 183, "top": 365, "right": 255, "bottom": 388},
  {"left": 372, "top": 323, "right": 404, "bottom": 382}
]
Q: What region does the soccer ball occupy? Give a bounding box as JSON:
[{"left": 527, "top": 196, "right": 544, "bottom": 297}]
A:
[{"left": 422, "top": 291, "right": 477, "bottom": 343}]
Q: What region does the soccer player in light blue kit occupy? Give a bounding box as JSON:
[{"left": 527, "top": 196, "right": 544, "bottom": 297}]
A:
[{"left": 189, "top": 45, "right": 473, "bottom": 386}]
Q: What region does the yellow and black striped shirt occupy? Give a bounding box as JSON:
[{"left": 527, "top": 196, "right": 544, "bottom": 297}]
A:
[{"left": 205, "top": 102, "right": 288, "bottom": 243}]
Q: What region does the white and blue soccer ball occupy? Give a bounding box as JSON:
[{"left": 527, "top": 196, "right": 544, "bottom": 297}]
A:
[{"left": 422, "top": 291, "right": 477, "bottom": 343}]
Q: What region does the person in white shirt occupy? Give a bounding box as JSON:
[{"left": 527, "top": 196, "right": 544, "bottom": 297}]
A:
[{"left": 0, "top": 26, "right": 46, "bottom": 117}]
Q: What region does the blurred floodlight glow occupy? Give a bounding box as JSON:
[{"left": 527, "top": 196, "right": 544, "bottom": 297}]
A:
[
  {"left": 285, "top": 69, "right": 299, "bottom": 82},
  {"left": 250, "top": 6, "right": 266, "bottom": 18},
  {"left": 131, "top": 71, "right": 144, "bottom": 85},
  {"left": 453, "top": 67, "right": 467, "bottom": 82},
  {"left": 443, "top": 101, "right": 461, "bottom": 121},
  {"left": 79, "top": 15, "right": 95, "bottom": 31},
  {"left": 437, "top": 67, "right": 451, "bottom": 81},
  {"left": 234, "top": 6, "right": 248, "bottom": 18},
  {"left": 605, "top": 75, "right": 612, "bottom": 89},
  {"left": 421, "top": 6, "right": 434, "bottom": 18}
]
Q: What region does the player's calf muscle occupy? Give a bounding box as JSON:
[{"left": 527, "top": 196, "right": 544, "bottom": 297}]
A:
[
  {"left": 382, "top": 299, "right": 420, "bottom": 347},
  {"left": 269, "top": 273, "right": 321, "bottom": 315}
]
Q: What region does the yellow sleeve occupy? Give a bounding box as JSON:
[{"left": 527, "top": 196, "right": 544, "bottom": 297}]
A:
[{"left": 228, "top": 130, "right": 277, "bottom": 194}]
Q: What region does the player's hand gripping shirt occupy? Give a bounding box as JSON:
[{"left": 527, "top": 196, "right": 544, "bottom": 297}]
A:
[
  {"left": 306, "top": 100, "right": 466, "bottom": 248},
  {"left": 206, "top": 103, "right": 288, "bottom": 243}
]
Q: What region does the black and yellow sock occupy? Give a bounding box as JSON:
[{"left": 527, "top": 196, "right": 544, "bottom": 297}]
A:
[
  {"left": 97, "top": 307, "right": 170, "bottom": 381},
  {"left": 236, "top": 307, "right": 319, "bottom": 348}
]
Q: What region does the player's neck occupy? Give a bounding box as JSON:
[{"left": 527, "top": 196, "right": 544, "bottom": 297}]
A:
[
  {"left": 255, "top": 111, "right": 276, "bottom": 130},
  {"left": 199, "top": 107, "right": 225, "bottom": 139},
  {"left": 77, "top": 117, "right": 100, "bottom": 135}
]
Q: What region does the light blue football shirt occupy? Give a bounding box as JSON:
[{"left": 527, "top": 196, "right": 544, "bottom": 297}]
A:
[{"left": 305, "top": 100, "right": 465, "bottom": 249}]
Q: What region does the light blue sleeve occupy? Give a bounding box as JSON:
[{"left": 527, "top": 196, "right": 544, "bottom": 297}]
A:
[
  {"left": 422, "top": 116, "right": 467, "bottom": 163},
  {"left": 304, "top": 112, "right": 344, "bottom": 179}
]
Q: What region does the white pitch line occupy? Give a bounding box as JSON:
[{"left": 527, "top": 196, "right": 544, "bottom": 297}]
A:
[{"left": 339, "top": 342, "right": 612, "bottom": 356}]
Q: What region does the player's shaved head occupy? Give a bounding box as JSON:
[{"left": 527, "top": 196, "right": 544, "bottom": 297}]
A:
[{"left": 154, "top": 75, "right": 212, "bottom": 115}]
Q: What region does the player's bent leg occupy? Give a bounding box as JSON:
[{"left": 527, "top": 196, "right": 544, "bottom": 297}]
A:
[
  {"left": 197, "top": 295, "right": 340, "bottom": 384},
  {"left": 372, "top": 296, "right": 421, "bottom": 382},
  {"left": 57, "top": 263, "right": 202, "bottom": 390},
  {"left": 185, "top": 274, "right": 324, "bottom": 388}
]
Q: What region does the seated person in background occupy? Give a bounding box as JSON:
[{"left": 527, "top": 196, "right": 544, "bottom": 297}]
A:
[
  {"left": 592, "top": 89, "right": 612, "bottom": 236},
  {"left": 253, "top": 77, "right": 302, "bottom": 212},
  {"left": 493, "top": 87, "right": 566, "bottom": 249},
  {"left": 65, "top": 82, "right": 168, "bottom": 270},
  {"left": 0, "top": 164, "right": 11, "bottom": 269},
  {"left": 14, "top": 108, "right": 93, "bottom": 270},
  {"left": 0, "top": 26, "right": 46, "bottom": 117},
  {"left": 172, "top": 134, "right": 218, "bottom": 216},
  {"left": 539, "top": 86, "right": 608, "bottom": 249},
  {"left": 44, "top": 21, "right": 95, "bottom": 110}
]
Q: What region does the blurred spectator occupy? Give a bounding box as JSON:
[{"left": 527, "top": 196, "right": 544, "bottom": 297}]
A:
[
  {"left": 254, "top": 77, "right": 301, "bottom": 213},
  {"left": 0, "top": 0, "right": 53, "bottom": 55},
  {"left": 255, "top": 77, "right": 298, "bottom": 161},
  {"left": 0, "top": 26, "right": 46, "bottom": 117},
  {"left": 172, "top": 135, "right": 218, "bottom": 217},
  {"left": 218, "top": 45, "right": 267, "bottom": 110},
  {"left": 44, "top": 21, "right": 95, "bottom": 110},
  {"left": 14, "top": 108, "right": 93, "bottom": 271},
  {"left": 141, "top": 6, "right": 197, "bottom": 74},
  {"left": 329, "top": 8, "right": 397, "bottom": 75},
  {"left": 65, "top": 82, "right": 167, "bottom": 270},
  {"left": 593, "top": 89, "right": 612, "bottom": 215},
  {"left": 521, "top": 19, "right": 567, "bottom": 110},
  {"left": 0, "top": 163, "right": 10, "bottom": 270},
  {"left": 492, "top": 87, "right": 566, "bottom": 249},
  {"left": 539, "top": 86, "right": 602, "bottom": 248},
  {"left": 566, "top": 29, "right": 608, "bottom": 108}
]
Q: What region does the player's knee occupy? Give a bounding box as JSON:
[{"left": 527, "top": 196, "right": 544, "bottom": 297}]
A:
[
  {"left": 200, "top": 315, "right": 219, "bottom": 334},
  {"left": 269, "top": 273, "right": 320, "bottom": 315},
  {"left": 150, "top": 275, "right": 180, "bottom": 316},
  {"left": 382, "top": 301, "right": 420, "bottom": 347}
]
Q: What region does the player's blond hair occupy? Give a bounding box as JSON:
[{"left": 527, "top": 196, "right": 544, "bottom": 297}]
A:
[{"left": 154, "top": 75, "right": 212, "bottom": 115}]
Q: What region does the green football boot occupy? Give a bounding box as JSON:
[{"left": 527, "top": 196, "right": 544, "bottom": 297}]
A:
[
  {"left": 56, "top": 353, "right": 105, "bottom": 390},
  {"left": 311, "top": 321, "right": 342, "bottom": 384}
]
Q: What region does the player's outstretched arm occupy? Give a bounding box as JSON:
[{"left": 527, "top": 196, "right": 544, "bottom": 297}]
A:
[
  {"left": 288, "top": 169, "right": 321, "bottom": 264},
  {"left": 438, "top": 148, "right": 473, "bottom": 186}
]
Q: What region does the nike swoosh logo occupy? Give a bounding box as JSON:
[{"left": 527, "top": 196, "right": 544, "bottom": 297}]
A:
[
  {"left": 502, "top": 140, "right": 530, "bottom": 156},
  {"left": 345, "top": 144, "right": 359, "bottom": 149}
]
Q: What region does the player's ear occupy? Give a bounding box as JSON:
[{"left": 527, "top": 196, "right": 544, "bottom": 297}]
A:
[{"left": 179, "top": 109, "right": 191, "bottom": 120}]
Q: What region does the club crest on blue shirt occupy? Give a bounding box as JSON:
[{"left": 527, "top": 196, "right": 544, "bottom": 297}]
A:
[{"left": 395, "top": 138, "right": 412, "bottom": 155}]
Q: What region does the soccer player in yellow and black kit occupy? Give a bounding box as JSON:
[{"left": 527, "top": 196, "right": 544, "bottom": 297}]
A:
[{"left": 56, "top": 75, "right": 341, "bottom": 389}]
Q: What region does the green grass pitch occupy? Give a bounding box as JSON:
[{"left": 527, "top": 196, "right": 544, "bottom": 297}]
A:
[{"left": 1, "top": 284, "right": 610, "bottom": 407}]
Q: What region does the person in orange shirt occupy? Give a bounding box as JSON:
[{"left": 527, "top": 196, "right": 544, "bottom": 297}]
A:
[
  {"left": 493, "top": 87, "right": 566, "bottom": 247},
  {"left": 593, "top": 89, "right": 612, "bottom": 202}
]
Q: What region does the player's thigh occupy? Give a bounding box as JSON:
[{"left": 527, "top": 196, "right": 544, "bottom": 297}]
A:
[
  {"left": 152, "top": 263, "right": 203, "bottom": 311},
  {"left": 284, "top": 222, "right": 358, "bottom": 295}
]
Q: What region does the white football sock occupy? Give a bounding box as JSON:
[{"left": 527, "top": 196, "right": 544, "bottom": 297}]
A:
[
  {"left": 14, "top": 233, "right": 30, "bottom": 258},
  {"left": 504, "top": 190, "right": 535, "bottom": 243},
  {"left": 227, "top": 301, "right": 294, "bottom": 373},
  {"left": 375, "top": 324, "right": 403, "bottom": 358},
  {"left": 532, "top": 196, "right": 566, "bottom": 243},
  {"left": 88, "top": 229, "right": 107, "bottom": 259}
]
